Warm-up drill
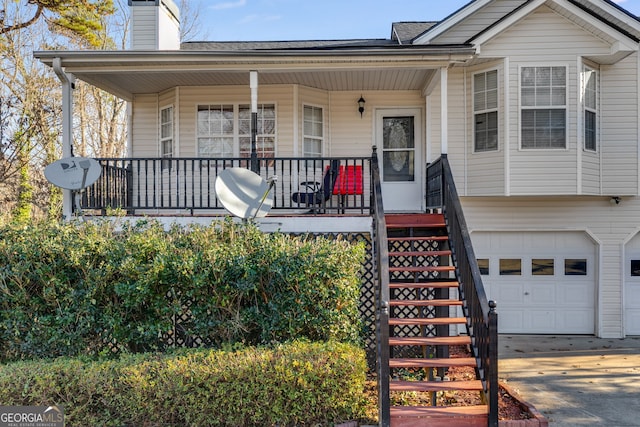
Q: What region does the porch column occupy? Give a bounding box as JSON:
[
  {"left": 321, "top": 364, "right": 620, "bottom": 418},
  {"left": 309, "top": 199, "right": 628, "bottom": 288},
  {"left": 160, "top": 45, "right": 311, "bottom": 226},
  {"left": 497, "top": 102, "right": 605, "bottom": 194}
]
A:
[
  {"left": 440, "top": 67, "right": 448, "bottom": 155},
  {"left": 52, "top": 57, "right": 76, "bottom": 220},
  {"left": 250, "top": 70, "right": 258, "bottom": 172}
]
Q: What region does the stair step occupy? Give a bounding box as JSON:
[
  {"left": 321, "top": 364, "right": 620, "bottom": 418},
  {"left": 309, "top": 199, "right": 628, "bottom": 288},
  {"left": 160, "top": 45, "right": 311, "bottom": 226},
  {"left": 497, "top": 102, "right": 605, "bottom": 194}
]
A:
[
  {"left": 390, "top": 379, "right": 483, "bottom": 392},
  {"left": 389, "top": 336, "right": 471, "bottom": 346},
  {"left": 390, "top": 405, "right": 488, "bottom": 427},
  {"left": 385, "top": 213, "right": 446, "bottom": 228},
  {"left": 390, "top": 357, "right": 476, "bottom": 369},
  {"left": 388, "top": 250, "right": 452, "bottom": 257},
  {"left": 389, "top": 299, "right": 462, "bottom": 307},
  {"left": 388, "top": 236, "right": 449, "bottom": 243},
  {"left": 389, "top": 280, "right": 459, "bottom": 289},
  {"left": 389, "top": 265, "right": 455, "bottom": 273},
  {"left": 390, "top": 317, "right": 467, "bottom": 326}
]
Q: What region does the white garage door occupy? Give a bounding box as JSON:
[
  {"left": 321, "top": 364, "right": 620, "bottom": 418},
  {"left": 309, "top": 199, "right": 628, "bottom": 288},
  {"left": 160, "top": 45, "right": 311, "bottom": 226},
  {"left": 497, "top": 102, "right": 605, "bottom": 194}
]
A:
[
  {"left": 472, "top": 231, "right": 596, "bottom": 334},
  {"left": 624, "top": 235, "right": 640, "bottom": 335}
]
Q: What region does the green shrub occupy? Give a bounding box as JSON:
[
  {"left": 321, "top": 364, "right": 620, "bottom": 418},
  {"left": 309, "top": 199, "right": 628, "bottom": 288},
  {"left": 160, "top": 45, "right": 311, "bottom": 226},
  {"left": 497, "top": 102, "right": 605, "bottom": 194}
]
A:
[
  {"left": 0, "top": 341, "right": 369, "bottom": 427},
  {"left": 0, "top": 219, "right": 365, "bottom": 361}
]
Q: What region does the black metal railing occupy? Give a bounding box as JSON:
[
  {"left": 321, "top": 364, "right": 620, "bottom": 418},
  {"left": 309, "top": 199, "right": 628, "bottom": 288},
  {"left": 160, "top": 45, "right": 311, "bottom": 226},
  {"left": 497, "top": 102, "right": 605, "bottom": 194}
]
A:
[
  {"left": 426, "top": 154, "right": 498, "bottom": 427},
  {"left": 371, "top": 147, "right": 391, "bottom": 427},
  {"left": 81, "top": 157, "right": 372, "bottom": 215}
]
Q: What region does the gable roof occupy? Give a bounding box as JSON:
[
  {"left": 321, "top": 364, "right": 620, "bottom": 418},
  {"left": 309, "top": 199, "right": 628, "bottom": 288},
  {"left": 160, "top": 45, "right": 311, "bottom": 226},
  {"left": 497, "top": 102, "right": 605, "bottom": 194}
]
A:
[{"left": 413, "top": 0, "right": 640, "bottom": 45}]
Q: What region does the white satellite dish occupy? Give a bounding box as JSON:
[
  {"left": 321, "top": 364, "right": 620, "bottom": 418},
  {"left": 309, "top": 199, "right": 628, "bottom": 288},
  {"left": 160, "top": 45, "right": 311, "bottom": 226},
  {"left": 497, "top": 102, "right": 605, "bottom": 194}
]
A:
[
  {"left": 215, "top": 168, "right": 276, "bottom": 219},
  {"left": 44, "top": 157, "right": 102, "bottom": 190}
]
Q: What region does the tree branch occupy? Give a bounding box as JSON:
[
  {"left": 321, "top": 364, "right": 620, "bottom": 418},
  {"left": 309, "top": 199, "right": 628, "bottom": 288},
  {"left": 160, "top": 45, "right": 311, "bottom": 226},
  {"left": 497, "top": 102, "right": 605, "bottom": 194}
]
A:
[{"left": 0, "top": 4, "right": 44, "bottom": 35}]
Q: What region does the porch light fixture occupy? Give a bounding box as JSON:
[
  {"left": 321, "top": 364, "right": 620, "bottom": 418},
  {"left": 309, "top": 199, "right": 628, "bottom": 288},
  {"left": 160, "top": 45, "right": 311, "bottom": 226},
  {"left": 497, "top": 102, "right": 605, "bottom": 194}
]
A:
[
  {"left": 357, "top": 95, "right": 366, "bottom": 117},
  {"left": 610, "top": 196, "right": 621, "bottom": 205}
]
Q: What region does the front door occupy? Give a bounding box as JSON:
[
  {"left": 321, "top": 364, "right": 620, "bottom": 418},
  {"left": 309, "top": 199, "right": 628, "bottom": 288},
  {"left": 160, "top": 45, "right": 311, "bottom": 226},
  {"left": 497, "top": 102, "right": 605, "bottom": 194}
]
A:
[{"left": 376, "top": 109, "right": 422, "bottom": 211}]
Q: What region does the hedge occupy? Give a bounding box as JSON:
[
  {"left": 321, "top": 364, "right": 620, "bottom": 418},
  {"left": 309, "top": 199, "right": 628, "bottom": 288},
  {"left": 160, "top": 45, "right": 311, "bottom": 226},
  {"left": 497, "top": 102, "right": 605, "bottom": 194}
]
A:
[
  {"left": 0, "top": 341, "right": 369, "bottom": 427},
  {"left": 0, "top": 219, "right": 365, "bottom": 362}
]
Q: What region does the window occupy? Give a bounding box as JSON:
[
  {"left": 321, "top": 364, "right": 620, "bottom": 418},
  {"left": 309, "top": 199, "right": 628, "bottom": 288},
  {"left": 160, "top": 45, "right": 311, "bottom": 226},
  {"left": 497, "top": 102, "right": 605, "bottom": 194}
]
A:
[
  {"left": 474, "top": 70, "right": 498, "bottom": 152},
  {"left": 583, "top": 66, "right": 597, "bottom": 151},
  {"left": 631, "top": 260, "right": 640, "bottom": 277},
  {"left": 303, "top": 105, "right": 324, "bottom": 157},
  {"left": 197, "top": 104, "right": 234, "bottom": 157},
  {"left": 197, "top": 104, "right": 276, "bottom": 158},
  {"left": 239, "top": 104, "right": 276, "bottom": 158},
  {"left": 477, "top": 258, "right": 490, "bottom": 275},
  {"left": 521, "top": 66, "right": 566, "bottom": 149},
  {"left": 500, "top": 259, "right": 521, "bottom": 275},
  {"left": 532, "top": 259, "right": 554, "bottom": 276},
  {"left": 160, "top": 106, "right": 173, "bottom": 168},
  {"left": 565, "top": 259, "right": 587, "bottom": 276}
]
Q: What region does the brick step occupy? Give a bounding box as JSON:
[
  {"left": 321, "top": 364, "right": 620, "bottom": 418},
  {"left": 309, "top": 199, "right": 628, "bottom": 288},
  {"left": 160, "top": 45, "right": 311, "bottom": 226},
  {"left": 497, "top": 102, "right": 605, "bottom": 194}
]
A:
[
  {"left": 388, "top": 250, "right": 452, "bottom": 257},
  {"left": 385, "top": 213, "right": 446, "bottom": 228},
  {"left": 389, "top": 265, "right": 455, "bottom": 273},
  {"left": 390, "top": 405, "right": 488, "bottom": 427},
  {"left": 389, "top": 336, "right": 471, "bottom": 346},
  {"left": 390, "top": 357, "right": 476, "bottom": 369},
  {"left": 389, "top": 299, "right": 462, "bottom": 307},
  {"left": 389, "top": 280, "right": 459, "bottom": 289},
  {"left": 390, "top": 379, "right": 483, "bottom": 392},
  {"left": 389, "top": 317, "right": 467, "bottom": 326}
]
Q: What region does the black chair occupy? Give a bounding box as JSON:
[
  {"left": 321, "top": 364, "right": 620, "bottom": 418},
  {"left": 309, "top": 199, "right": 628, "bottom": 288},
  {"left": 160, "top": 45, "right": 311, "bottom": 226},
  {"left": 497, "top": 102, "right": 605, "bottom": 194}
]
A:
[{"left": 291, "top": 160, "right": 340, "bottom": 210}]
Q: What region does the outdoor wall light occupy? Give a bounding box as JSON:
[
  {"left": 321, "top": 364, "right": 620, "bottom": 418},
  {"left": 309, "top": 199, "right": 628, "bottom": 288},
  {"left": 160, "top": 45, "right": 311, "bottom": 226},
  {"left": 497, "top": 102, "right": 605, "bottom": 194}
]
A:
[
  {"left": 357, "top": 95, "right": 366, "bottom": 117},
  {"left": 610, "top": 196, "right": 621, "bottom": 205}
]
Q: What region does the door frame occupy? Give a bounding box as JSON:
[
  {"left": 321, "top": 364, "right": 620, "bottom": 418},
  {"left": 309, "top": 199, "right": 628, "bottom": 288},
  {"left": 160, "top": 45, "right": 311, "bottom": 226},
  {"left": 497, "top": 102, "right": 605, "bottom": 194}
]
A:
[{"left": 374, "top": 107, "right": 424, "bottom": 212}]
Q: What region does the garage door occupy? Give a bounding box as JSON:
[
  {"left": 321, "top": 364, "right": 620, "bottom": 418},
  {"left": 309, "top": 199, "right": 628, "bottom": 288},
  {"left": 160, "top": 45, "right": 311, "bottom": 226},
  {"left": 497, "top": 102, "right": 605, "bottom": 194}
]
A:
[
  {"left": 472, "top": 231, "right": 596, "bottom": 334},
  {"left": 625, "top": 235, "right": 640, "bottom": 335}
]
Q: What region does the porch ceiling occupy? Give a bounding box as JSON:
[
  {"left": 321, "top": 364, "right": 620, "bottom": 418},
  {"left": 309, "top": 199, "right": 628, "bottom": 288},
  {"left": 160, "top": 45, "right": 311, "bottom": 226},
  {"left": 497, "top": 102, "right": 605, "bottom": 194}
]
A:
[
  {"left": 74, "top": 68, "right": 437, "bottom": 100},
  {"left": 34, "top": 49, "right": 475, "bottom": 100}
]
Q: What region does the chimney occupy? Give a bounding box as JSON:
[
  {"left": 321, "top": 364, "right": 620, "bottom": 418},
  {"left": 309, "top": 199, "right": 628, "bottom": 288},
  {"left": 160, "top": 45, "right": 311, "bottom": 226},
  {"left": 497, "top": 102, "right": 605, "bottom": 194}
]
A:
[{"left": 128, "top": 0, "right": 180, "bottom": 50}]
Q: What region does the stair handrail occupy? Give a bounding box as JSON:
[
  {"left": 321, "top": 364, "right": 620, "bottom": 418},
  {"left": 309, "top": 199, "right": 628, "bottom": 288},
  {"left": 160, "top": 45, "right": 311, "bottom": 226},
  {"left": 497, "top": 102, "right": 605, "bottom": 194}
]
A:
[
  {"left": 427, "top": 154, "right": 499, "bottom": 427},
  {"left": 371, "top": 146, "right": 391, "bottom": 427}
]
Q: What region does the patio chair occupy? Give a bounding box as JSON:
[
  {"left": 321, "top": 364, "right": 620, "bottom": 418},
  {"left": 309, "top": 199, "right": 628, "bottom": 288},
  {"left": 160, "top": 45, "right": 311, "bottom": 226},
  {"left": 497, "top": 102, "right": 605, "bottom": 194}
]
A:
[{"left": 291, "top": 159, "right": 340, "bottom": 211}]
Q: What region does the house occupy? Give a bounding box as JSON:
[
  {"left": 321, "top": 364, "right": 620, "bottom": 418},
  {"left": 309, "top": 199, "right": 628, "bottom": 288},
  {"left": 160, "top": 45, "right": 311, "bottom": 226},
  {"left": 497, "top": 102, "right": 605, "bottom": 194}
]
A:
[{"left": 35, "top": 0, "right": 640, "bottom": 424}]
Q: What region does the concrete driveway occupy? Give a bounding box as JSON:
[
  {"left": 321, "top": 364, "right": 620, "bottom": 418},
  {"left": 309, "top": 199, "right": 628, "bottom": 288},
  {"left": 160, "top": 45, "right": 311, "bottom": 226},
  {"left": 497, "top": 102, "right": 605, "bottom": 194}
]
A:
[{"left": 498, "top": 335, "right": 640, "bottom": 427}]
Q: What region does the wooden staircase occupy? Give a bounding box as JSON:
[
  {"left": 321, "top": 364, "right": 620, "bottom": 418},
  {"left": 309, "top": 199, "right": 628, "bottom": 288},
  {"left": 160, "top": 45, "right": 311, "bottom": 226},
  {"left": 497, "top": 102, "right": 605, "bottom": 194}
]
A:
[{"left": 384, "top": 213, "right": 488, "bottom": 427}]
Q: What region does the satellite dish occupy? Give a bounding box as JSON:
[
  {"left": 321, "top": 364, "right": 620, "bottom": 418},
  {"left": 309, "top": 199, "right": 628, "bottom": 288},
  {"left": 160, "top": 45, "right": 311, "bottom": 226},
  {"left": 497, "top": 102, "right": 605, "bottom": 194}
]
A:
[
  {"left": 45, "top": 157, "right": 101, "bottom": 190},
  {"left": 215, "top": 168, "right": 276, "bottom": 219}
]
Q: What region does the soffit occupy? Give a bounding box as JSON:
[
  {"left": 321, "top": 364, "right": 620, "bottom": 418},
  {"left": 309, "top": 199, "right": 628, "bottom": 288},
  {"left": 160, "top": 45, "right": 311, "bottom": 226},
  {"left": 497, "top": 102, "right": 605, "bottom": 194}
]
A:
[{"left": 35, "top": 50, "right": 472, "bottom": 100}]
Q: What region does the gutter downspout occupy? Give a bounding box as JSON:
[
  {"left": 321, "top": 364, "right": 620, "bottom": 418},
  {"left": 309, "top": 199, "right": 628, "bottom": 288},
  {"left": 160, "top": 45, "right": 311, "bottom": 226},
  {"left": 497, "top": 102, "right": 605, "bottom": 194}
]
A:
[{"left": 52, "top": 57, "right": 76, "bottom": 220}]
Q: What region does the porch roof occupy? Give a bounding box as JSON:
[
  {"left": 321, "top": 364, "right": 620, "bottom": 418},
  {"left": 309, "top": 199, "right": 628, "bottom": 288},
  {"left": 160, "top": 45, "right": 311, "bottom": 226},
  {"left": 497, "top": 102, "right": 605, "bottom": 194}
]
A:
[{"left": 34, "top": 44, "right": 476, "bottom": 101}]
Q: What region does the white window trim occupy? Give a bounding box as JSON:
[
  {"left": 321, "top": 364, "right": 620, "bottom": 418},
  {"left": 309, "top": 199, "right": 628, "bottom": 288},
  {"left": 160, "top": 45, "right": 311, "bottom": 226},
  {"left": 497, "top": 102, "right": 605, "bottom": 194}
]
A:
[
  {"left": 302, "top": 103, "right": 325, "bottom": 157},
  {"left": 472, "top": 68, "right": 499, "bottom": 154},
  {"left": 518, "top": 64, "right": 569, "bottom": 151}
]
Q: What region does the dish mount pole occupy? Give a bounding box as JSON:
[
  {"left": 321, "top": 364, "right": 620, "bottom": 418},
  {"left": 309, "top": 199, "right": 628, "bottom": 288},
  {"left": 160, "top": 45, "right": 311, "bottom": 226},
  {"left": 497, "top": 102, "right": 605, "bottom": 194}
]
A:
[{"left": 250, "top": 70, "right": 259, "bottom": 173}]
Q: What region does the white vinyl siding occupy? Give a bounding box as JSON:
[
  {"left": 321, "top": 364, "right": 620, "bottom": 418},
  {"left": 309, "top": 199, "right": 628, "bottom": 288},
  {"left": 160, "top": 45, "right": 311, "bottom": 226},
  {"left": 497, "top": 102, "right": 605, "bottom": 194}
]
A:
[
  {"left": 429, "top": 0, "right": 526, "bottom": 44},
  {"left": 303, "top": 105, "right": 323, "bottom": 157},
  {"left": 520, "top": 66, "right": 567, "bottom": 149},
  {"left": 600, "top": 53, "right": 638, "bottom": 196},
  {"left": 131, "top": 94, "right": 159, "bottom": 157},
  {"left": 474, "top": 70, "right": 499, "bottom": 152}
]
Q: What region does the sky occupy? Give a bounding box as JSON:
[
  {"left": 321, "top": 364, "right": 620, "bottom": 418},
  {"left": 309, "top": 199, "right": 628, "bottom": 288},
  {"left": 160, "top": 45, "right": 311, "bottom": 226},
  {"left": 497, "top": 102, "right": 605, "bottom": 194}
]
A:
[{"left": 198, "top": 0, "right": 640, "bottom": 42}]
